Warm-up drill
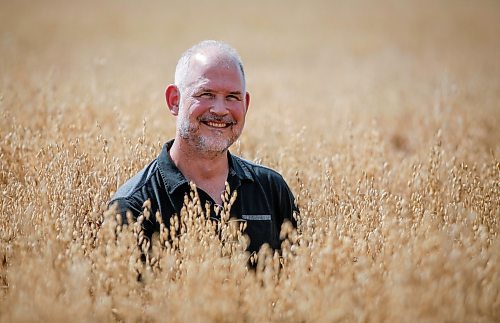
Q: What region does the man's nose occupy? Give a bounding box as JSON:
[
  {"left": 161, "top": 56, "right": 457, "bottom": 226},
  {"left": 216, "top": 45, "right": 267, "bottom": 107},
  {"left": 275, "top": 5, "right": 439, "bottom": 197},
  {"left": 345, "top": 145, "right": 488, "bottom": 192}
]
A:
[{"left": 209, "top": 96, "right": 228, "bottom": 115}]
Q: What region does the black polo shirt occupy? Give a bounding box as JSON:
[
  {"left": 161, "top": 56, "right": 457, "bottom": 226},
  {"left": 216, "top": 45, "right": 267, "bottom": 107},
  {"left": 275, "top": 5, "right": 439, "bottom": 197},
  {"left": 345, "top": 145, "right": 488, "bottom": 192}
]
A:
[{"left": 110, "top": 140, "right": 298, "bottom": 252}]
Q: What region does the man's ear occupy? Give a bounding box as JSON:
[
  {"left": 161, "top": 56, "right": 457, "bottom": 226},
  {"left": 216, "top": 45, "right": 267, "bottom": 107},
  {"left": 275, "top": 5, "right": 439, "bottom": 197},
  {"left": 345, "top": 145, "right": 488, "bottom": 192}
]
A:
[
  {"left": 165, "top": 84, "right": 180, "bottom": 116},
  {"left": 245, "top": 92, "right": 250, "bottom": 113}
]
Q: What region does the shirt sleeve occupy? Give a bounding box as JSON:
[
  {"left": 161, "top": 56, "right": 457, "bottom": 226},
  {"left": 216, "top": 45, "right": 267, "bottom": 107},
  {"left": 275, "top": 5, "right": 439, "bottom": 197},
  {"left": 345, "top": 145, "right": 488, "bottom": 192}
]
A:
[{"left": 275, "top": 176, "right": 299, "bottom": 230}]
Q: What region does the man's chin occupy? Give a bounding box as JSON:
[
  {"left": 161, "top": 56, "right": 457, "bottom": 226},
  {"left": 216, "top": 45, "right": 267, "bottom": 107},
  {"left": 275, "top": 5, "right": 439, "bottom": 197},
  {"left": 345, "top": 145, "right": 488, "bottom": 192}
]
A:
[{"left": 196, "top": 137, "right": 234, "bottom": 154}]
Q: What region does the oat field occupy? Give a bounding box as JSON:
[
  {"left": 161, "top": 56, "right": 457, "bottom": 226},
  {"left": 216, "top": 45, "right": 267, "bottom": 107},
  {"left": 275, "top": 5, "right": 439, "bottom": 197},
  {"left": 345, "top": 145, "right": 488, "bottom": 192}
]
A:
[{"left": 1, "top": 0, "right": 499, "bottom": 322}]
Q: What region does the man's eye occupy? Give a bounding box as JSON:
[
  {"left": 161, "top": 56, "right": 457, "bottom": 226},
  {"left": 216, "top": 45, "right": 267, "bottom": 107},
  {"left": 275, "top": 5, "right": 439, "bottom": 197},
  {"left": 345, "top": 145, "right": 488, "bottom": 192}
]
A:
[
  {"left": 198, "top": 93, "right": 214, "bottom": 99},
  {"left": 226, "top": 95, "right": 241, "bottom": 101}
]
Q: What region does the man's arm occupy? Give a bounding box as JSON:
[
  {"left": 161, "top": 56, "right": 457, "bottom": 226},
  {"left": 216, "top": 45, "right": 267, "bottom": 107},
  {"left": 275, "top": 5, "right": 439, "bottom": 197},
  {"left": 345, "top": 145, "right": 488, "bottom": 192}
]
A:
[{"left": 273, "top": 175, "right": 300, "bottom": 245}]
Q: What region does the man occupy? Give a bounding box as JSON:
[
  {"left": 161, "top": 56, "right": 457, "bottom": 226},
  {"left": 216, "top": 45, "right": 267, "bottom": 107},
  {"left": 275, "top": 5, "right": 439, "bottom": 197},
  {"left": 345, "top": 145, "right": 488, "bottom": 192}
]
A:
[{"left": 110, "top": 40, "right": 298, "bottom": 253}]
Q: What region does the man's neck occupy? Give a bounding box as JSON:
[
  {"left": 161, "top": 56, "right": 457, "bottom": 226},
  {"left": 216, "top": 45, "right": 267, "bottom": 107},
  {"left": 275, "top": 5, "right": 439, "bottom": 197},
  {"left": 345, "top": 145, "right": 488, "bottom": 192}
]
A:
[{"left": 169, "top": 138, "right": 229, "bottom": 204}]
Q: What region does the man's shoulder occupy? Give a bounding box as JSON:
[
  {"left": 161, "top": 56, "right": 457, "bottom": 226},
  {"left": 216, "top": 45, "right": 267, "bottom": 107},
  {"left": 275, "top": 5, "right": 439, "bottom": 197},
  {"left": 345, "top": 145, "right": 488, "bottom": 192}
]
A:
[
  {"left": 232, "top": 155, "right": 287, "bottom": 184},
  {"left": 110, "top": 158, "right": 159, "bottom": 203}
]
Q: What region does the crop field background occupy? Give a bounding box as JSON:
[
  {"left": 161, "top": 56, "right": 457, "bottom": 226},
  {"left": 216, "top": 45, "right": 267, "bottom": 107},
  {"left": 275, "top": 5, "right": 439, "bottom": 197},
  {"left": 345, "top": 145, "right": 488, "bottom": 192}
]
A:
[{"left": 1, "top": 0, "right": 499, "bottom": 321}]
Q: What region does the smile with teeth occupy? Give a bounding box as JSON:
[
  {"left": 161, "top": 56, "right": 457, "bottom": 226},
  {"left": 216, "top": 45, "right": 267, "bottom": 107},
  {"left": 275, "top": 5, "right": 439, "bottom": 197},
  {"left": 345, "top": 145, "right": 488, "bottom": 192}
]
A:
[{"left": 203, "top": 121, "right": 233, "bottom": 128}]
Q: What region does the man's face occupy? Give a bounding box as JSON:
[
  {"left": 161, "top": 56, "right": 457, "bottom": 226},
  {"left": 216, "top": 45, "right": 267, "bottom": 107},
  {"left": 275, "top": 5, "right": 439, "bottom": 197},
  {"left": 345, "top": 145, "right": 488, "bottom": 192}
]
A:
[{"left": 176, "top": 52, "right": 249, "bottom": 154}]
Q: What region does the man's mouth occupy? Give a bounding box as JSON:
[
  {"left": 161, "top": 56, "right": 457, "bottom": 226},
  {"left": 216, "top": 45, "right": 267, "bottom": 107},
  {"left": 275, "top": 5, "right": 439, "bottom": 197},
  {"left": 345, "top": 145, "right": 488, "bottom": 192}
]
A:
[{"left": 201, "top": 120, "right": 234, "bottom": 128}]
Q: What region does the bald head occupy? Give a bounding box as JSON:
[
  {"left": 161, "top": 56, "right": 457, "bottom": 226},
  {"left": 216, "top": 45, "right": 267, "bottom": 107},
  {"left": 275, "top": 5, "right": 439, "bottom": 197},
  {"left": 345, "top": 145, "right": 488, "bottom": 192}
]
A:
[{"left": 174, "top": 40, "right": 246, "bottom": 94}]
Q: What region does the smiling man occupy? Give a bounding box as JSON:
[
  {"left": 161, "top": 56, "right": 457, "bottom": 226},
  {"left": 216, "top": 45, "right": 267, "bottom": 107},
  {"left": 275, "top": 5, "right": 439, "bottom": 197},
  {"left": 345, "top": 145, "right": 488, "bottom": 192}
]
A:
[{"left": 110, "top": 40, "right": 298, "bottom": 253}]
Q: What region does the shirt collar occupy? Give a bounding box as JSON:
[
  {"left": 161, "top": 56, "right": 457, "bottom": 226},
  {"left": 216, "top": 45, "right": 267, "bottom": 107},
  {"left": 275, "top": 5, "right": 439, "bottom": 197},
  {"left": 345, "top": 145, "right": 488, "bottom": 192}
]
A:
[
  {"left": 228, "top": 151, "right": 254, "bottom": 182},
  {"left": 158, "top": 139, "right": 254, "bottom": 194}
]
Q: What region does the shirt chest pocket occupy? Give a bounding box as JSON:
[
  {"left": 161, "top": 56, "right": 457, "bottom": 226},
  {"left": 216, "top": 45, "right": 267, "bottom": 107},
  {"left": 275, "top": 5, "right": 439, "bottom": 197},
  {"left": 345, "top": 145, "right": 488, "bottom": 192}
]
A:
[{"left": 241, "top": 214, "right": 277, "bottom": 252}]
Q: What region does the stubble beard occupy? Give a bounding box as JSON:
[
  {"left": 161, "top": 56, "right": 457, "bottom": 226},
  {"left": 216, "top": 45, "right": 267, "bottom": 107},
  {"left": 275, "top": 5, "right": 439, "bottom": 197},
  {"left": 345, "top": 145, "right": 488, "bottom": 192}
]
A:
[{"left": 177, "top": 112, "right": 241, "bottom": 155}]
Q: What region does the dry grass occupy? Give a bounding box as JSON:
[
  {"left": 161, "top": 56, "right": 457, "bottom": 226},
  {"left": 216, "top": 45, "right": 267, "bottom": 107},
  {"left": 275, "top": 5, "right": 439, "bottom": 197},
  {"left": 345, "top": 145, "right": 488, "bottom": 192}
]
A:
[{"left": 1, "top": 0, "right": 499, "bottom": 322}]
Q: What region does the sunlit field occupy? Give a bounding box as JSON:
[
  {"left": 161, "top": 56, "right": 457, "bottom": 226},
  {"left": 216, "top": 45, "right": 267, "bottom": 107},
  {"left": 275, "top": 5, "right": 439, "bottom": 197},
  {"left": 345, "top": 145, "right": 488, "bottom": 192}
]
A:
[{"left": 1, "top": 0, "right": 499, "bottom": 321}]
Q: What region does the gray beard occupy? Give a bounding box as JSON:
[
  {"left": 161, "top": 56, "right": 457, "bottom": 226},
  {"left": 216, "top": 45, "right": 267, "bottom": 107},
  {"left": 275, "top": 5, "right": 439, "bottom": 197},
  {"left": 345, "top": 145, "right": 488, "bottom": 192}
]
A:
[{"left": 177, "top": 117, "right": 236, "bottom": 154}]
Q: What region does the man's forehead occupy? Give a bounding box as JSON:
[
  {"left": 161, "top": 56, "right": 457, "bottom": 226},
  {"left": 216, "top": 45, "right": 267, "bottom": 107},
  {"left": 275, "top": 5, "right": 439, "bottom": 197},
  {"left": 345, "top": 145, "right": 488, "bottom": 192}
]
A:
[
  {"left": 191, "top": 80, "right": 243, "bottom": 93},
  {"left": 184, "top": 51, "right": 244, "bottom": 90}
]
